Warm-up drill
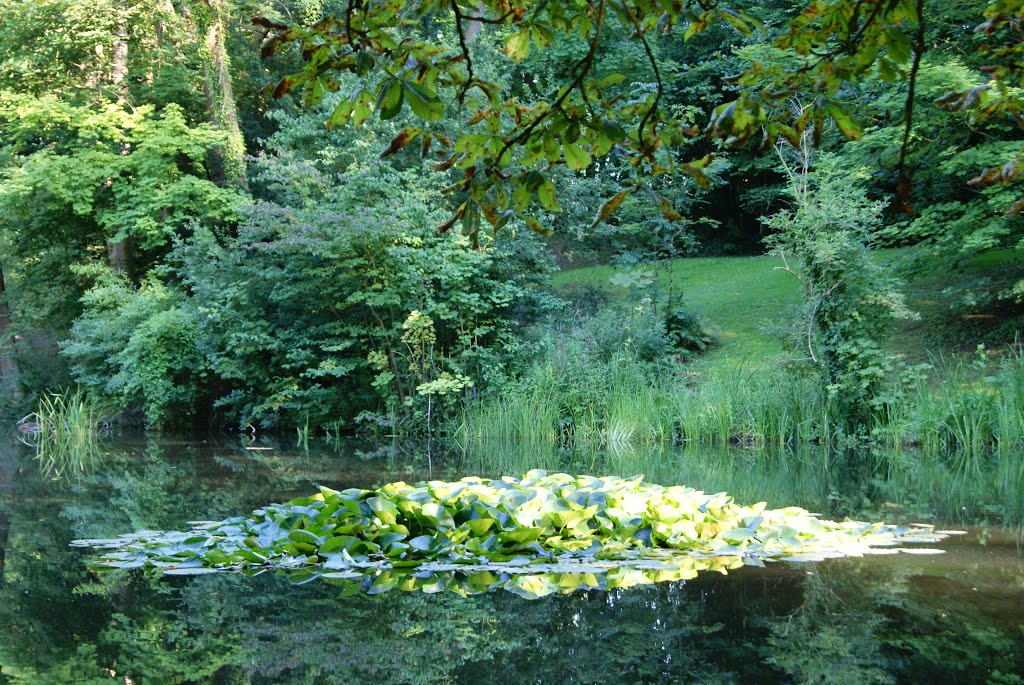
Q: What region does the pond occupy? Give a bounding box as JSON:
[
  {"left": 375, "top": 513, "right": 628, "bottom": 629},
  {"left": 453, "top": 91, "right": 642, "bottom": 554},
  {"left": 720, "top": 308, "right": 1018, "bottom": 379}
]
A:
[{"left": 0, "top": 436, "right": 1021, "bottom": 683}]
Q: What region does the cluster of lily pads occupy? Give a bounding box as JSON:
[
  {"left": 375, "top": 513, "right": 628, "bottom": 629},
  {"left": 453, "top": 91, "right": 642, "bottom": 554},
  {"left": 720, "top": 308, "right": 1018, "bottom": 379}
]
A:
[{"left": 72, "top": 470, "right": 955, "bottom": 598}]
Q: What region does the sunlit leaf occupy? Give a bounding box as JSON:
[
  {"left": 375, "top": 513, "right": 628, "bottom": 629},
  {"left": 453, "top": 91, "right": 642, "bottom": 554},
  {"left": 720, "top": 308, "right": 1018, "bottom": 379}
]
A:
[{"left": 564, "top": 142, "right": 592, "bottom": 171}]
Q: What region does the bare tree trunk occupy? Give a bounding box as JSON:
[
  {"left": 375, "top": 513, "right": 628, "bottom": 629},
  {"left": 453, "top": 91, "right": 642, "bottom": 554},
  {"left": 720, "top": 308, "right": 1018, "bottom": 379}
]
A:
[
  {"left": 106, "top": 236, "right": 135, "bottom": 275},
  {"left": 111, "top": 18, "right": 129, "bottom": 92},
  {"left": 85, "top": 43, "right": 102, "bottom": 90}
]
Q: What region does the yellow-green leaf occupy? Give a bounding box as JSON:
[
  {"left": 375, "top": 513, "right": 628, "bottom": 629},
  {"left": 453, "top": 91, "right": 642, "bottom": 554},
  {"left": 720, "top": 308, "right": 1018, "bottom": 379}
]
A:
[
  {"left": 590, "top": 189, "right": 633, "bottom": 227},
  {"left": 563, "top": 142, "right": 592, "bottom": 171},
  {"left": 505, "top": 29, "right": 531, "bottom": 61}
]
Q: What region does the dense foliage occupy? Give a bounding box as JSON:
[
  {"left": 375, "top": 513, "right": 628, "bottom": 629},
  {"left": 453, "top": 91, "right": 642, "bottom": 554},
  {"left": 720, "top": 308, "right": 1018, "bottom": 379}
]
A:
[
  {"left": 0, "top": 0, "right": 1022, "bottom": 435},
  {"left": 765, "top": 148, "right": 914, "bottom": 421}
]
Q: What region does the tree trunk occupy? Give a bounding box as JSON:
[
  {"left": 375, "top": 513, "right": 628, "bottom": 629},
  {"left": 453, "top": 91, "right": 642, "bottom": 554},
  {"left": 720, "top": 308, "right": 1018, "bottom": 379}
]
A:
[
  {"left": 108, "top": 7, "right": 133, "bottom": 273},
  {"left": 111, "top": 17, "right": 129, "bottom": 92},
  {"left": 0, "top": 262, "right": 14, "bottom": 380},
  {"left": 106, "top": 235, "right": 135, "bottom": 275},
  {"left": 194, "top": 0, "right": 248, "bottom": 189},
  {"left": 0, "top": 262, "right": 9, "bottom": 333},
  {"left": 0, "top": 510, "right": 8, "bottom": 587}
]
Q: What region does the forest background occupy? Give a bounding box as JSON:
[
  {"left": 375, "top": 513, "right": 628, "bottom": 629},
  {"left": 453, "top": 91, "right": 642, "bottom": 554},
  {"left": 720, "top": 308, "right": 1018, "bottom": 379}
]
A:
[{"left": 1, "top": 0, "right": 1023, "bottom": 449}]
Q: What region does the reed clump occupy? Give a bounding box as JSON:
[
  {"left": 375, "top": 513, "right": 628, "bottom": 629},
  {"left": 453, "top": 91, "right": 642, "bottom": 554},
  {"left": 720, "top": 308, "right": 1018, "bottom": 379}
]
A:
[
  {"left": 19, "top": 388, "right": 105, "bottom": 479},
  {"left": 457, "top": 339, "right": 1024, "bottom": 458}
]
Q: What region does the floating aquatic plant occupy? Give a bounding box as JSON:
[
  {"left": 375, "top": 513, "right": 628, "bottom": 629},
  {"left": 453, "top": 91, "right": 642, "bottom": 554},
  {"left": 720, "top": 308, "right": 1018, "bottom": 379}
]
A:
[{"left": 72, "top": 470, "right": 958, "bottom": 598}]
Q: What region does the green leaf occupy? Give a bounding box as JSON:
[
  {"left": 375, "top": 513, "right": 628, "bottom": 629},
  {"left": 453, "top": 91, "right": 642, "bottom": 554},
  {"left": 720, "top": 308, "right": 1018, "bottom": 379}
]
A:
[
  {"left": 543, "top": 133, "right": 561, "bottom": 163},
  {"left": 304, "top": 78, "right": 325, "bottom": 108},
  {"left": 462, "top": 202, "right": 481, "bottom": 239},
  {"left": 409, "top": 535, "right": 434, "bottom": 551},
  {"left": 349, "top": 90, "right": 375, "bottom": 127},
  {"left": 355, "top": 50, "right": 374, "bottom": 76},
  {"left": 320, "top": 535, "right": 362, "bottom": 554},
  {"left": 537, "top": 178, "right": 561, "bottom": 212},
  {"left": 512, "top": 183, "right": 533, "bottom": 212},
  {"left": 531, "top": 24, "right": 555, "bottom": 49},
  {"left": 501, "top": 527, "right": 543, "bottom": 545},
  {"left": 825, "top": 103, "right": 861, "bottom": 140},
  {"left": 404, "top": 81, "right": 444, "bottom": 121},
  {"left": 505, "top": 29, "right": 531, "bottom": 61},
  {"left": 367, "top": 496, "right": 399, "bottom": 525},
  {"left": 719, "top": 527, "right": 757, "bottom": 543},
  {"left": 288, "top": 529, "right": 323, "bottom": 546},
  {"left": 467, "top": 518, "right": 496, "bottom": 536},
  {"left": 376, "top": 79, "right": 404, "bottom": 120},
  {"left": 563, "top": 142, "right": 592, "bottom": 171}
]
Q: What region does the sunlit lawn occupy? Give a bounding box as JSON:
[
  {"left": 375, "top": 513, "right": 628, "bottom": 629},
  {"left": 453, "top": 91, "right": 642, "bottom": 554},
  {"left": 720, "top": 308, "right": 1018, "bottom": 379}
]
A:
[
  {"left": 552, "top": 255, "right": 800, "bottom": 365},
  {"left": 552, "top": 248, "right": 1024, "bottom": 368}
]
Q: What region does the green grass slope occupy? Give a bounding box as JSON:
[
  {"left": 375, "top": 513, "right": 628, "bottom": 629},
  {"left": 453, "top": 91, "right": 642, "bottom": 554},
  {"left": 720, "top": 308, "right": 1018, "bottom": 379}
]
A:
[
  {"left": 552, "top": 250, "right": 1024, "bottom": 367},
  {"left": 552, "top": 255, "right": 800, "bottom": 363}
]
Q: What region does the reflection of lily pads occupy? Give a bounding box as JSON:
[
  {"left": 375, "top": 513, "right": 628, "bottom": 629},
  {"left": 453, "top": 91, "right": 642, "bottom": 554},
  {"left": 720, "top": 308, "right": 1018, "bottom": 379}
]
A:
[{"left": 72, "top": 470, "right": 955, "bottom": 597}]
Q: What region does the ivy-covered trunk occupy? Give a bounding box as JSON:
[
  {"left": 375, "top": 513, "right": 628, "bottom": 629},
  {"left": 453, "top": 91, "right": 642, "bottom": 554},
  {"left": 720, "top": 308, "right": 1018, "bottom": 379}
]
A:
[
  {"left": 766, "top": 142, "right": 912, "bottom": 429},
  {"left": 194, "top": 0, "right": 247, "bottom": 189}
]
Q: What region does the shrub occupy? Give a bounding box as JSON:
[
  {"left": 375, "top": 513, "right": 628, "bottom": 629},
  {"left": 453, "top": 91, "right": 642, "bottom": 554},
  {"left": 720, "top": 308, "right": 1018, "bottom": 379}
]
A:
[
  {"left": 61, "top": 271, "right": 205, "bottom": 428},
  {"left": 166, "top": 207, "right": 559, "bottom": 432},
  {"left": 765, "top": 152, "right": 913, "bottom": 425}
]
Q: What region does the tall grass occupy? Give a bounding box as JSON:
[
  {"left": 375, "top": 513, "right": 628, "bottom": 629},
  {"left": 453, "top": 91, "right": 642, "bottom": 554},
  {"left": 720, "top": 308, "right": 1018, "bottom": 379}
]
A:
[
  {"left": 20, "top": 389, "right": 104, "bottom": 479},
  {"left": 457, "top": 339, "right": 1024, "bottom": 456},
  {"left": 457, "top": 352, "right": 831, "bottom": 448},
  {"left": 876, "top": 345, "right": 1024, "bottom": 458}
]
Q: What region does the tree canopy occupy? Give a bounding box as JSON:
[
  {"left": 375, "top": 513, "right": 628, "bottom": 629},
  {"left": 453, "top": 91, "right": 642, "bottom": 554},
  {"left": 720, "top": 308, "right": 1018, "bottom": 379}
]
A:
[{"left": 255, "top": 0, "right": 1020, "bottom": 236}]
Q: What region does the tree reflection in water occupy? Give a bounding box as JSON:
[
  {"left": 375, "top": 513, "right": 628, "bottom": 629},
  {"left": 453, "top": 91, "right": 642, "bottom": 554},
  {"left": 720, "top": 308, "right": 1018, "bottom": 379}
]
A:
[{"left": 0, "top": 438, "right": 1021, "bottom": 683}]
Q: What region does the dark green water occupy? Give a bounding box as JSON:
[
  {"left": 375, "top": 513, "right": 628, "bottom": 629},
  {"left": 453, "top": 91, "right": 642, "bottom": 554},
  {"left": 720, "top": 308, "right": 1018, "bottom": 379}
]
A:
[{"left": 0, "top": 437, "right": 1021, "bottom": 684}]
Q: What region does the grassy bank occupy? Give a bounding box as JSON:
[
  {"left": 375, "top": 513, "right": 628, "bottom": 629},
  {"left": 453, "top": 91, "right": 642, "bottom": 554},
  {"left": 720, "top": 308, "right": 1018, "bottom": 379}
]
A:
[
  {"left": 457, "top": 345, "right": 1024, "bottom": 451},
  {"left": 551, "top": 250, "right": 1024, "bottom": 367},
  {"left": 459, "top": 251, "right": 1024, "bottom": 451},
  {"left": 551, "top": 255, "right": 799, "bottom": 362}
]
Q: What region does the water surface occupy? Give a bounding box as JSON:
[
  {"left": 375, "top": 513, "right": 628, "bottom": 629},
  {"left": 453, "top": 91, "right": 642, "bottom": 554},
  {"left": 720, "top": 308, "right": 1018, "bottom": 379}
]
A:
[{"left": 1, "top": 437, "right": 1021, "bottom": 683}]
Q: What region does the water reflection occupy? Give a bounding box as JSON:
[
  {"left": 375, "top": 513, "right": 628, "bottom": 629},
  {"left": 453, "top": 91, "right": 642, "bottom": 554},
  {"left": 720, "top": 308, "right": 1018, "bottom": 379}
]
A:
[{"left": 0, "top": 436, "right": 1022, "bottom": 683}]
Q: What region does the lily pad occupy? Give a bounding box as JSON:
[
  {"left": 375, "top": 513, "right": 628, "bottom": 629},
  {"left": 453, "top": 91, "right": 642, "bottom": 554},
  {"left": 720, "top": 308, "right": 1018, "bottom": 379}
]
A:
[{"left": 72, "top": 470, "right": 959, "bottom": 596}]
